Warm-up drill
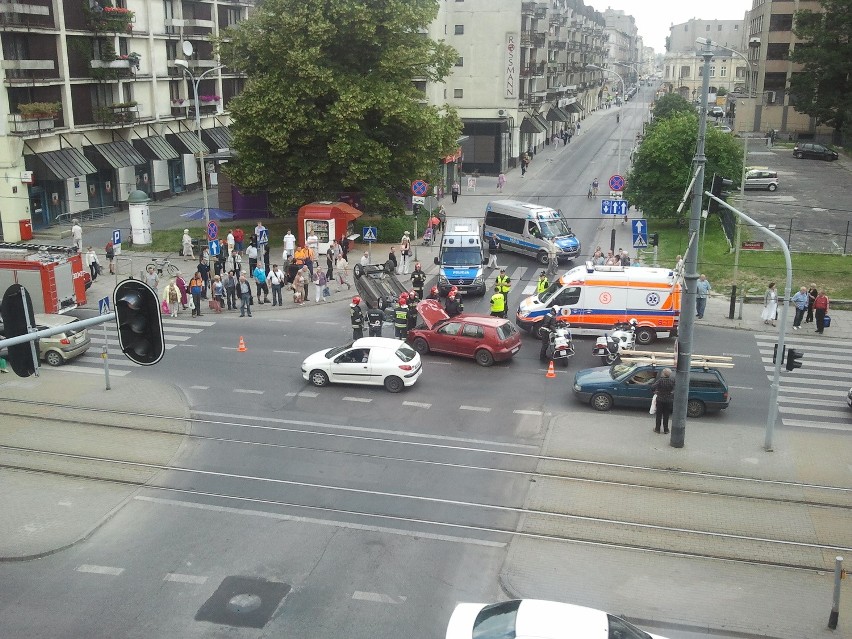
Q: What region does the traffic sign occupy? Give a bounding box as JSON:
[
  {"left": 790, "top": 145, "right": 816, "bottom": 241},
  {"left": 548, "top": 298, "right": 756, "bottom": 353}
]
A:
[
  {"left": 411, "top": 180, "right": 428, "bottom": 196},
  {"left": 257, "top": 228, "right": 269, "bottom": 245},
  {"left": 208, "top": 240, "right": 221, "bottom": 257},
  {"left": 113, "top": 229, "right": 121, "bottom": 246},
  {"left": 362, "top": 226, "right": 378, "bottom": 243},
  {"left": 412, "top": 196, "right": 425, "bottom": 205},
  {"left": 609, "top": 174, "right": 625, "bottom": 191},
  {"left": 632, "top": 219, "right": 648, "bottom": 248},
  {"left": 98, "top": 296, "right": 111, "bottom": 315},
  {"left": 601, "top": 199, "right": 629, "bottom": 216},
  {"left": 207, "top": 221, "right": 219, "bottom": 241}
]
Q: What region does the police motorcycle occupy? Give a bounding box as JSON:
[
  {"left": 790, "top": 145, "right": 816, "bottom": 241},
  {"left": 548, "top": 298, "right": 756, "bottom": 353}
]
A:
[
  {"left": 593, "top": 318, "right": 638, "bottom": 365},
  {"left": 539, "top": 309, "right": 574, "bottom": 367}
]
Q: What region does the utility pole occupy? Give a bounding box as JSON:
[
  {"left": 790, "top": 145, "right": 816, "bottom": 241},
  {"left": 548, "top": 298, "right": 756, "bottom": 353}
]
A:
[{"left": 671, "top": 39, "right": 714, "bottom": 449}]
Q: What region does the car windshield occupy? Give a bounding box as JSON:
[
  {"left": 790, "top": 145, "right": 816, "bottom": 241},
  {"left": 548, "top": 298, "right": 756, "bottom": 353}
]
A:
[
  {"left": 537, "top": 280, "right": 563, "bottom": 304},
  {"left": 607, "top": 614, "right": 652, "bottom": 639},
  {"left": 538, "top": 217, "right": 572, "bottom": 238},
  {"left": 325, "top": 343, "right": 354, "bottom": 359},
  {"left": 441, "top": 247, "right": 481, "bottom": 266},
  {"left": 472, "top": 600, "right": 521, "bottom": 639},
  {"left": 396, "top": 345, "right": 417, "bottom": 362},
  {"left": 610, "top": 362, "right": 638, "bottom": 379}
]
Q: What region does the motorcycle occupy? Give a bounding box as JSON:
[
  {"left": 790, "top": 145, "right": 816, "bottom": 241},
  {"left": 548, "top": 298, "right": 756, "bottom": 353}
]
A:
[
  {"left": 545, "top": 321, "right": 574, "bottom": 367},
  {"left": 593, "top": 320, "right": 637, "bottom": 365}
]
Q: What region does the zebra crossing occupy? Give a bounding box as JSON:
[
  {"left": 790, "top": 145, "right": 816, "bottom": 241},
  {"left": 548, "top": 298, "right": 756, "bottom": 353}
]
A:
[
  {"left": 58, "top": 317, "right": 215, "bottom": 377},
  {"left": 754, "top": 333, "right": 851, "bottom": 431}
]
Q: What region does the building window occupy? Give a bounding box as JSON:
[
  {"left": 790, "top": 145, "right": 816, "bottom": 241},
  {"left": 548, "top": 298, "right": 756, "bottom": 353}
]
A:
[
  {"left": 718, "top": 25, "right": 723, "bottom": 31},
  {"left": 454, "top": 89, "right": 463, "bottom": 98},
  {"left": 455, "top": 57, "right": 463, "bottom": 67},
  {"left": 706, "top": 25, "right": 710, "bottom": 31},
  {"left": 709, "top": 65, "right": 715, "bottom": 77},
  {"left": 720, "top": 66, "right": 727, "bottom": 77},
  {"left": 680, "top": 65, "right": 690, "bottom": 79},
  {"left": 454, "top": 25, "right": 464, "bottom": 35},
  {"left": 734, "top": 25, "right": 739, "bottom": 30}
]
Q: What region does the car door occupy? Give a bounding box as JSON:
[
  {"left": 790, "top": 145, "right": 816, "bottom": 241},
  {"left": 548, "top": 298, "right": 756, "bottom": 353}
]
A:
[
  {"left": 331, "top": 348, "right": 372, "bottom": 384},
  {"left": 432, "top": 321, "right": 463, "bottom": 355},
  {"left": 456, "top": 322, "right": 485, "bottom": 357},
  {"left": 619, "top": 367, "right": 658, "bottom": 406}
]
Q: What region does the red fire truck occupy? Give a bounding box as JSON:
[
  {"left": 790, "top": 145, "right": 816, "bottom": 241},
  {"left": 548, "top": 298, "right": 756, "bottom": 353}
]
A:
[{"left": 0, "top": 243, "right": 89, "bottom": 314}]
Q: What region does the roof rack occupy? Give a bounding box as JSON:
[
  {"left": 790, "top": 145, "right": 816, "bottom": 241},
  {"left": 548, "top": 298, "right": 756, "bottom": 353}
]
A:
[{"left": 619, "top": 350, "right": 734, "bottom": 369}]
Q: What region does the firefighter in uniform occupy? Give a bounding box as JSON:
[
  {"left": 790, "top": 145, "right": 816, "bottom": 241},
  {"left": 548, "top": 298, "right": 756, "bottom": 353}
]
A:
[
  {"left": 407, "top": 290, "right": 419, "bottom": 332},
  {"left": 495, "top": 268, "right": 511, "bottom": 307},
  {"left": 366, "top": 305, "right": 384, "bottom": 337},
  {"left": 536, "top": 270, "right": 549, "bottom": 295},
  {"left": 411, "top": 262, "right": 427, "bottom": 300},
  {"left": 426, "top": 285, "right": 440, "bottom": 301},
  {"left": 444, "top": 290, "right": 463, "bottom": 317},
  {"left": 490, "top": 286, "right": 506, "bottom": 318},
  {"left": 394, "top": 293, "right": 410, "bottom": 338},
  {"left": 350, "top": 297, "right": 364, "bottom": 340}
]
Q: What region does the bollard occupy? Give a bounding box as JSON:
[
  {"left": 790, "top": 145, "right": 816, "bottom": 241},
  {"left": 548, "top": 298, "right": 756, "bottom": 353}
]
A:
[
  {"left": 828, "top": 556, "right": 843, "bottom": 630},
  {"left": 729, "top": 285, "right": 737, "bottom": 319}
]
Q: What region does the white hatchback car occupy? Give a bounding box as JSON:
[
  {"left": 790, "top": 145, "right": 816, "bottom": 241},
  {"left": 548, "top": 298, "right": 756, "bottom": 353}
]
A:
[
  {"left": 301, "top": 337, "right": 422, "bottom": 393},
  {"left": 446, "top": 599, "right": 670, "bottom": 639}
]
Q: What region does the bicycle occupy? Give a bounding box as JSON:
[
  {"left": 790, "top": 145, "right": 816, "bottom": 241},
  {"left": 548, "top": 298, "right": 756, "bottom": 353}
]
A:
[{"left": 147, "top": 257, "right": 180, "bottom": 278}]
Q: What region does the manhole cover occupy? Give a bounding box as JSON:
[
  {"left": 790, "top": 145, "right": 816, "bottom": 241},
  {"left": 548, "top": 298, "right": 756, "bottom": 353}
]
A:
[{"left": 195, "top": 576, "right": 290, "bottom": 628}]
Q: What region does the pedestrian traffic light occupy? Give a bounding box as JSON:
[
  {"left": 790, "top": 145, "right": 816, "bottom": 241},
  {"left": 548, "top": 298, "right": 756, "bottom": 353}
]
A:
[
  {"left": 648, "top": 233, "right": 659, "bottom": 247},
  {"left": 0, "top": 284, "right": 38, "bottom": 377},
  {"left": 707, "top": 174, "right": 733, "bottom": 214},
  {"left": 114, "top": 280, "right": 164, "bottom": 366},
  {"left": 785, "top": 348, "right": 804, "bottom": 372}
]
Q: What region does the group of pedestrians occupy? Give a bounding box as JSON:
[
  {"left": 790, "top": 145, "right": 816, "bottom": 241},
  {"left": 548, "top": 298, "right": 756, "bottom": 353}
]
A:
[{"left": 791, "top": 283, "right": 830, "bottom": 333}]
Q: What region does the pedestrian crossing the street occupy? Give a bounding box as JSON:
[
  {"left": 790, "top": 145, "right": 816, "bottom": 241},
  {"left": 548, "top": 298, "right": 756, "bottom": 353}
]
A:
[
  {"left": 754, "top": 333, "right": 851, "bottom": 431},
  {"left": 58, "top": 317, "right": 215, "bottom": 377}
]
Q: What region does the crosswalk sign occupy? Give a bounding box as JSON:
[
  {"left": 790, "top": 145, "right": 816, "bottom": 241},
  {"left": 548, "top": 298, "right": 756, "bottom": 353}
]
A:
[
  {"left": 362, "top": 226, "right": 378, "bottom": 243},
  {"left": 632, "top": 219, "right": 648, "bottom": 248}
]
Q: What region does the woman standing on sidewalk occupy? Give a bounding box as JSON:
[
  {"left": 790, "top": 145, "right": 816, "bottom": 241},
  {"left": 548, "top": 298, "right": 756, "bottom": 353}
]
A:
[{"left": 761, "top": 282, "right": 778, "bottom": 327}]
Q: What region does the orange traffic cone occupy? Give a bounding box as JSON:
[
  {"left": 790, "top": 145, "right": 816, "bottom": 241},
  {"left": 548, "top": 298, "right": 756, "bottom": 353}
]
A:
[
  {"left": 546, "top": 360, "right": 556, "bottom": 378},
  {"left": 238, "top": 336, "right": 247, "bottom": 352}
]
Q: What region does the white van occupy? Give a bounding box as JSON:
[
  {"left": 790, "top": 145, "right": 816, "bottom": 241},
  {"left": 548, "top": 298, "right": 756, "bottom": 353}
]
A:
[{"left": 484, "top": 200, "right": 581, "bottom": 265}]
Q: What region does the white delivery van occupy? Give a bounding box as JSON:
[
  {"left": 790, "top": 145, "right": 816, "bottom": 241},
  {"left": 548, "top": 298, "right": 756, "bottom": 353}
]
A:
[
  {"left": 484, "top": 200, "right": 581, "bottom": 264},
  {"left": 516, "top": 262, "right": 682, "bottom": 345},
  {"left": 433, "top": 218, "right": 485, "bottom": 296}
]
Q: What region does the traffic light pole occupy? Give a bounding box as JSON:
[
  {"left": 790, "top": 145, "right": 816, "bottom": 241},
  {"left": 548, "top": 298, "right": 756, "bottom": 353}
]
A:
[
  {"left": 0, "top": 313, "right": 116, "bottom": 349},
  {"left": 707, "top": 192, "right": 792, "bottom": 452}
]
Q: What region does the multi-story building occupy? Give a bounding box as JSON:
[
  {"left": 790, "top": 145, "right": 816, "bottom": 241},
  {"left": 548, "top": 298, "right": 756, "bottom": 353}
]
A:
[
  {"left": 0, "top": 0, "right": 250, "bottom": 241},
  {"left": 425, "top": 0, "right": 608, "bottom": 176},
  {"left": 603, "top": 7, "right": 639, "bottom": 86}
]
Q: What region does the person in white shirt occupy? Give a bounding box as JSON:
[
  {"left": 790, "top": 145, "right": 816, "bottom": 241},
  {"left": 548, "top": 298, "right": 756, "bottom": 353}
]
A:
[
  {"left": 246, "top": 244, "right": 259, "bottom": 276},
  {"left": 399, "top": 231, "right": 412, "bottom": 274},
  {"left": 226, "top": 230, "right": 235, "bottom": 254},
  {"left": 71, "top": 219, "right": 83, "bottom": 252},
  {"left": 182, "top": 229, "right": 194, "bottom": 260},
  {"left": 268, "top": 264, "right": 286, "bottom": 306},
  {"left": 283, "top": 229, "right": 296, "bottom": 259},
  {"left": 360, "top": 251, "right": 369, "bottom": 268},
  {"left": 306, "top": 231, "right": 319, "bottom": 254},
  {"left": 84, "top": 246, "right": 100, "bottom": 280},
  {"left": 336, "top": 255, "right": 351, "bottom": 290}
]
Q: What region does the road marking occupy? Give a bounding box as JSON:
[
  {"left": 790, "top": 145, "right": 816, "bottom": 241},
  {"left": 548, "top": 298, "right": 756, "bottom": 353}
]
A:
[
  {"left": 316, "top": 321, "right": 339, "bottom": 326},
  {"left": 779, "top": 385, "right": 847, "bottom": 397},
  {"left": 166, "top": 319, "right": 216, "bottom": 327},
  {"left": 721, "top": 352, "right": 752, "bottom": 358},
  {"left": 53, "top": 365, "right": 130, "bottom": 377},
  {"left": 298, "top": 390, "right": 318, "bottom": 398},
  {"left": 343, "top": 397, "right": 372, "bottom": 403},
  {"left": 778, "top": 396, "right": 848, "bottom": 408},
  {"left": 234, "top": 389, "right": 264, "bottom": 395},
  {"left": 460, "top": 405, "right": 491, "bottom": 413},
  {"left": 403, "top": 401, "right": 432, "bottom": 409},
  {"left": 76, "top": 564, "right": 124, "bottom": 576},
  {"left": 190, "top": 385, "right": 209, "bottom": 390},
  {"left": 427, "top": 361, "right": 452, "bottom": 366},
  {"left": 222, "top": 347, "right": 237, "bottom": 351},
  {"left": 267, "top": 319, "right": 292, "bottom": 322},
  {"left": 274, "top": 350, "right": 300, "bottom": 354},
  {"left": 135, "top": 495, "right": 505, "bottom": 548},
  {"left": 352, "top": 591, "right": 407, "bottom": 604},
  {"left": 778, "top": 406, "right": 845, "bottom": 418},
  {"left": 727, "top": 385, "right": 754, "bottom": 390},
  {"left": 164, "top": 573, "right": 208, "bottom": 585},
  {"left": 763, "top": 366, "right": 849, "bottom": 379},
  {"left": 760, "top": 356, "right": 848, "bottom": 371},
  {"left": 779, "top": 419, "right": 850, "bottom": 432},
  {"left": 522, "top": 284, "right": 537, "bottom": 295},
  {"left": 513, "top": 409, "right": 543, "bottom": 416},
  {"left": 58, "top": 500, "right": 73, "bottom": 507}
]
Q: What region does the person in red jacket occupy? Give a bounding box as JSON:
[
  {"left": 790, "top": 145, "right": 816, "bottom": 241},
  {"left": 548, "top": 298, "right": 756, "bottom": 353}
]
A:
[
  {"left": 813, "top": 291, "right": 830, "bottom": 334},
  {"left": 233, "top": 227, "right": 245, "bottom": 252}
]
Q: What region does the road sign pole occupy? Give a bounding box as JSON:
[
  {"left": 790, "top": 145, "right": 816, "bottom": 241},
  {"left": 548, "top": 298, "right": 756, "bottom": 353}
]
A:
[{"left": 102, "top": 321, "right": 110, "bottom": 391}]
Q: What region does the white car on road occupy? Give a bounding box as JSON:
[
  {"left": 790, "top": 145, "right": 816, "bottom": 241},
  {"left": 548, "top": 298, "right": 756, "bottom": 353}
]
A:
[
  {"left": 446, "top": 599, "right": 670, "bottom": 639},
  {"left": 301, "top": 337, "right": 422, "bottom": 393}
]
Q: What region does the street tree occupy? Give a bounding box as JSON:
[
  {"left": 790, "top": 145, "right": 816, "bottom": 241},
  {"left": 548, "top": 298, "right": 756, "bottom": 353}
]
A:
[
  {"left": 652, "top": 93, "right": 694, "bottom": 121},
  {"left": 789, "top": 0, "right": 852, "bottom": 138},
  {"left": 217, "top": 0, "right": 462, "bottom": 211},
  {"left": 625, "top": 113, "right": 742, "bottom": 220}
]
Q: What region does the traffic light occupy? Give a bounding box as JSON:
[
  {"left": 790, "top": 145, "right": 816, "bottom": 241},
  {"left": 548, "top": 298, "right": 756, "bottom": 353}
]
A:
[
  {"left": 0, "top": 284, "right": 38, "bottom": 377},
  {"left": 648, "top": 233, "right": 659, "bottom": 247},
  {"left": 707, "top": 174, "right": 733, "bottom": 214},
  {"left": 785, "top": 348, "right": 804, "bottom": 372},
  {"left": 114, "top": 280, "right": 164, "bottom": 366}
]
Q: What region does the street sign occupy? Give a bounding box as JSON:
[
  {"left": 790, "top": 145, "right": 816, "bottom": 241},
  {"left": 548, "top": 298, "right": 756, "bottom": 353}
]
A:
[
  {"left": 207, "top": 221, "right": 219, "bottom": 241},
  {"left": 113, "top": 229, "right": 121, "bottom": 246},
  {"left": 601, "top": 199, "right": 629, "bottom": 216},
  {"left": 609, "top": 174, "right": 625, "bottom": 191},
  {"left": 632, "top": 219, "right": 648, "bottom": 248},
  {"left": 412, "top": 196, "right": 425, "bottom": 205},
  {"left": 411, "top": 180, "right": 428, "bottom": 196},
  {"left": 98, "top": 296, "right": 111, "bottom": 315},
  {"left": 362, "top": 226, "right": 378, "bottom": 243},
  {"left": 257, "top": 228, "right": 269, "bottom": 245},
  {"left": 208, "top": 240, "right": 221, "bottom": 257}
]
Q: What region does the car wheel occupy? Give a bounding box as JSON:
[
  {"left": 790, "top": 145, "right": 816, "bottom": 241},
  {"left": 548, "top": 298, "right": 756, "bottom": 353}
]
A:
[
  {"left": 384, "top": 375, "right": 404, "bottom": 393},
  {"left": 536, "top": 251, "right": 549, "bottom": 265},
  {"left": 309, "top": 369, "right": 329, "bottom": 387},
  {"left": 793, "top": 151, "right": 803, "bottom": 159},
  {"left": 767, "top": 183, "right": 777, "bottom": 192},
  {"left": 475, "top": 349, "right": 494, "bottom": 367},
  {"left": 44, "top": 350, "right": 64, "bottom": 367},
  {"left": 635, "top": 328, "right": 655, "bottom": 345},
  {"left": 353, "top": 264, "right": 364, "bottom": 279},
  {"left": 590, "top": 392, "right": 613, "bottom": 411},
  {"left": 687, "top": 398, "right": 706, "bottom": 418},
  {"left": 412, "top": 337, "right": 430, "bottom": 354}
]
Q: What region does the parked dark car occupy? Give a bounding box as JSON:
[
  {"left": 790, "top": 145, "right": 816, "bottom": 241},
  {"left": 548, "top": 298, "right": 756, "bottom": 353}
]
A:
[
  {"left": 793, "top": 143, "right": 838, "bottom": 161},
  {"left": 572, "top": 363, "right": 730, "bottom": 417}
]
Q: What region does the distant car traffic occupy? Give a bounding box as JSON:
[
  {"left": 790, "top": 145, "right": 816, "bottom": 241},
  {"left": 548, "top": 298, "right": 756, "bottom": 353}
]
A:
[
  {"left": 445, "top": 599, "right": 671, "bottom": 639},
  {"left": 408, "top": 299, "right": 521, "bottom": 367},
  {"left": 710, "top": 106, "right": 724, "bottom": 117},
  {"left": 793, "top": 142, "right": 838, "bottom": 161},
  {"left": 301, "top": 337, "right": 422, "bottom": 392},
  {"left": 572, "top": 362, "right": 730, "bottom": 417},
  {"left": 744, "top": 167, "right": 779, "bottom": 191},
  {"left": 713, "top": 123, "right": 733, "bottom": 134}
]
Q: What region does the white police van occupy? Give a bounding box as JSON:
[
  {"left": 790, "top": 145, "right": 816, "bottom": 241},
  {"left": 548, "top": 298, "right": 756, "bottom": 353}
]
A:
[
  {"left": 433, "top": 218, "right": 486, "bottom": 296},
  {"left": 484, "top": 200, "right": 581, "bottom": 265}
]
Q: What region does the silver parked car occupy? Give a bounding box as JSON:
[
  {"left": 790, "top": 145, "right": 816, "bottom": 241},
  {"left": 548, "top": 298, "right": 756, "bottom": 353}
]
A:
[{"left": 744, "top": 167, "right": 779, "bottom": 191}]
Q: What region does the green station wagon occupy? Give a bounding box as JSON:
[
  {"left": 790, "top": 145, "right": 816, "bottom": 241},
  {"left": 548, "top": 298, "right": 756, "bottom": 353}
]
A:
[{"left": 572, "top": 363, "right": 730, "bottom": 417}]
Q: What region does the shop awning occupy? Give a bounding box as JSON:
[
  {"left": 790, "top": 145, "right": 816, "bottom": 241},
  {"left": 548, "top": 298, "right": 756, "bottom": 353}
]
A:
[
  {"left": 28, "top": 148, "right": 97, "bottom": 180},
  {"left": 201, "top": 126, "right": 232, "bottom": 151},
  {"left": 546, "top": 107, "right": 571, "bottom": 122},
  {"left": 168, "top": 130, "right": 209, "bottom": 155},
  {"left": 519, "top": 116, "right": 546, "bottom": 134},
  {"left": 87, "top": 141, "right": 146, "bottom": 169},
  {"left": 533, "top": 114, "right": 549, "bottom": 130},
  {"left": 564, "top": 102, "right": 583, "bottom": 113},
  {"left": 134, "top": 135, "right": 180, "bottom": 161}
]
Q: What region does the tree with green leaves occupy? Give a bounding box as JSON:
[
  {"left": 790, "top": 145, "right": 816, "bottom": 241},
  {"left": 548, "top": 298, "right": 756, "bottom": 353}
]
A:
[
  {"left": 217, "top": 0, "right": 461, "bottom": 212},
  {"left": 789, "top": 0, "right": 852, "bottom": 138},
  {"left": 625, "top": 113, "right": 742, "bottom": 220},
  {"left": 652, "top": 93, "right": 695, "bottom": 122}
]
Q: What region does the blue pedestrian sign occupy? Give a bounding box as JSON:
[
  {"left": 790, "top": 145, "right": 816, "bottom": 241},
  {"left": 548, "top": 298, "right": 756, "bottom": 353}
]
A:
[
  {"left": 362, "top": 226, "right": 378, "bottom": 243},
  {"left": 601, "top": 199, "right": 629, "bottom": 216},
  {"left": 632, "top": 219, "right": 648, "bottom": 248},
  {"left": 98, "top": 296, "right": 111, "bottom": 315},
  {"left": 208, "top": 240, "right": 221, "bottom": 257},
  {"left": 257, "top": 229, "right": 269, "bottom": 245},
  {"left": 207, "top": 220, "right": 219, "bottom": 241}
]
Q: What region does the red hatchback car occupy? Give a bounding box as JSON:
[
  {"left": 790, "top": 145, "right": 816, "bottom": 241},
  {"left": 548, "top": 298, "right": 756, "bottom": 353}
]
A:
[{"left": 408, "top": 300, "right": 522, "bottom": 366}]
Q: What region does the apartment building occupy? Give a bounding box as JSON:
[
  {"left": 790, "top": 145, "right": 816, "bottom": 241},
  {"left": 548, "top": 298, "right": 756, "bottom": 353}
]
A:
[
  {"left": 0, "top": 0, "right": 251, "bottom": 241},
  {"left": 603, "top": 7, "right": 640, "bottom": 85},
  {"left": 425, "top": 0, "right": 608, "bottom": 176}
]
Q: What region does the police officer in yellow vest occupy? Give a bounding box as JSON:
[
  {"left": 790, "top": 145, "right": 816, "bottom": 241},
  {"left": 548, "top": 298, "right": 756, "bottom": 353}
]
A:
[
  {"left": 536, "top": 270, "right": 549, "bottom": 295},
  {"left": 490, "top": 286, "right": 506, "bottom": 318},
  {"left": 495, "top": 268, "right": 511, "bottom": 306}
]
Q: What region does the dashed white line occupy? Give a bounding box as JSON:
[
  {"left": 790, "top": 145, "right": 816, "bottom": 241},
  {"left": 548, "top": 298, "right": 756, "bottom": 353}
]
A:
[
  {"left": 274, "top": 350, "right": 300, "bottom": 354},
  {"left": 459, "top": 405, "right": 491, "bottom": 413},
  {"left": 352, "top": 591, "right": 407, "bottom": 604},
  {"left": 298, "top": 390, "right": 318, "bottom": 398},
  {"left": 76, "top": 564, "right": 124, "bottom": 576},
  {"left": 234, "top": 389, "right": 264, "bottom": 395},
  {"left": 316, "top": 321, "right": 339, "bottom": 326},
  {"left": 403, "top": 401, "right": 432, "bottom": 409},
  {"left": 164, "top": 573, "right": 208, "bottom": 585},
  {"left": 343, "top": 397, "right": 372, "bottom": 403},
  {"left": 190, "top": 385, "right": 209, "bottom": 390},
  {"left": 513, "top": 409, "right": 543, "bottom": 416}
]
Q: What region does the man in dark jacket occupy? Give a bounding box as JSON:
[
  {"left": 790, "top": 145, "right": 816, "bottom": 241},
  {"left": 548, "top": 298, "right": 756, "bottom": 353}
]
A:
[
  {"left": 651, "top": 368, "right": 676, "bottom": 434},
  {"left": 444, "top": 291, "right": 463, "bottom": 317},
  {"left": 411, "top": 263, "right": 427, "bottom": 300}
]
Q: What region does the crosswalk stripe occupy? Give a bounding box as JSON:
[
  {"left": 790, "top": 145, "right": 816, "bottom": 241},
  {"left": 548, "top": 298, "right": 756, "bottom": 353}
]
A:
[
  {"left": 780, "top": 419, "right": 850, "bottom": 432},
  {"left": 777, "top": 396, "right": 848, "bottom": 408},
  {"left": 522, "top": 284, "right": 537, "bottom": 295},
  {"left": 56, "top": 365, "right": 130, "bottom": 377},
  {"left": 759, "top": 356, "right": 848, "bottom": 370},
  {"left": 763, "top": 365, "right": 848, "bottom": 379},
  {"left": 778, "top": 406, "right": 844, "bottom": 418},
  {"left": 778, "top": 386, "right": 849, "bottom": 397},
  {"left": 755, "top": 333, "right": 846, "bottom": 347},
  {"left": 756, "top": 341, "right": 852, "bottom": 356},
  {"left": 774, "top": 377, "right": 849, "bottom": 389}
]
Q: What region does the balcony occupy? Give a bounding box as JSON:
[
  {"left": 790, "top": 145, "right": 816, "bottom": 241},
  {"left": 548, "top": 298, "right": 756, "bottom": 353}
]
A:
[
  {"left": 164, "top": 18, "right": 215, "bottom": 29},
  {"left": 91, "top": 59, "right": 133, "bottom": 70},
  {"left": 521, "top": 31, "right": 547, "bottom": 49},
  {"left": 87, "top": 6, "right": 135, "bottom": 33},
  {"left": 0, "top": 2, "right": 49, "bottom": 16},
  {"left": 94, "top": 102, "right": 138, "bottom": 126},
  {"left": 520, "top": 61, "right": 546, "bottom": 78},
  {"left": 8, "top": 113, "right": 57, "bottom": 135},
  {"left": 521, "top": 1, "right": 536, "bottom": 16}
]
